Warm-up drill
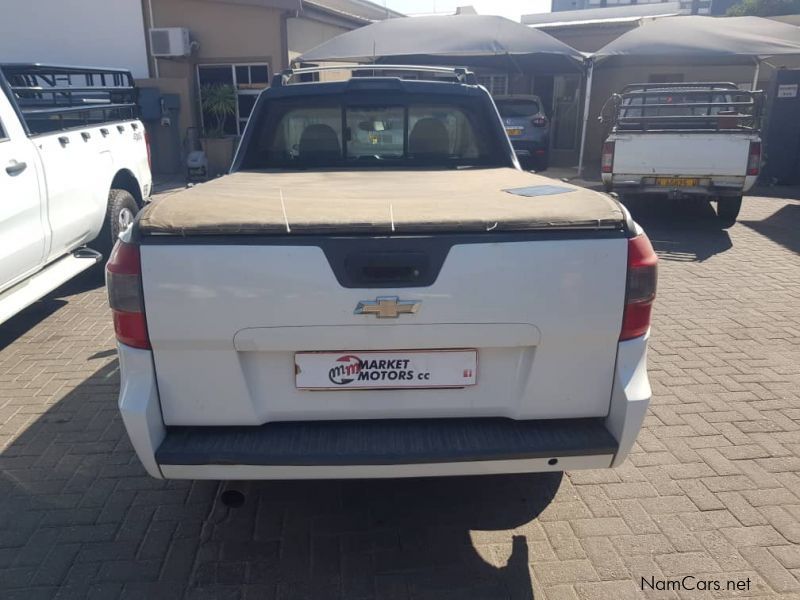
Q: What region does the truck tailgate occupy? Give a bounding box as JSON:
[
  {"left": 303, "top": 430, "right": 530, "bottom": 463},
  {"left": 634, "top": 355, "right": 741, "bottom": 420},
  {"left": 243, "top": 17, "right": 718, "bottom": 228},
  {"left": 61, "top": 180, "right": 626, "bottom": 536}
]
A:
[
  {"left": 140, "top": 234, "right": 628, "bottom": 425},
  {"left": 612, "top": 132, "right": 755, "bottom": 176}
]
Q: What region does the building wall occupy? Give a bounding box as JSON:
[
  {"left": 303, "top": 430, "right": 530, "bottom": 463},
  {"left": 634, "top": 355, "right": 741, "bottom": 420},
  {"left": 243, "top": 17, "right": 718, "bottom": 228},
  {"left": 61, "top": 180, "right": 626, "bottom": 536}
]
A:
[
  {"left": 136, "top": 76, "right": 194, "bottom": 174},
  {"left": 552, "top": 0, "right": 587, "bottom": 11},
  {"left": 139, "top": 0, "right": 291, "bottom": 176},
  {"left": 0, "top": 0, "right": 149, "bottom": 77},
  {"left": 148, "top": 0, "right": 286, "bottom": 128},
  {"left": 150, "top": 0, "right": 285, "bottom": 72},
  {"left": 287, "top": 16, "right": 349, "bottom": 62}
]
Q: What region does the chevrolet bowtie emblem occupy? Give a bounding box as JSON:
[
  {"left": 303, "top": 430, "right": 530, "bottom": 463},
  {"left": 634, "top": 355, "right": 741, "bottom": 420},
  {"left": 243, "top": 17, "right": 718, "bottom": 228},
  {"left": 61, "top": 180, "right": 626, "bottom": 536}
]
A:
[{"left": 354, "top": 296, "right": 421, "bottom": 319}]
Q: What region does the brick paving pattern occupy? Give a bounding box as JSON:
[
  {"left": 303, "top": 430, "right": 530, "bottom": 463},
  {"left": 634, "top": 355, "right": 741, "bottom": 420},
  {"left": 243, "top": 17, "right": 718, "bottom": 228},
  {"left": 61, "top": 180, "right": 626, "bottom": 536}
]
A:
[{"left": 1, "top": 192, "right": 799, "bottom": 599}]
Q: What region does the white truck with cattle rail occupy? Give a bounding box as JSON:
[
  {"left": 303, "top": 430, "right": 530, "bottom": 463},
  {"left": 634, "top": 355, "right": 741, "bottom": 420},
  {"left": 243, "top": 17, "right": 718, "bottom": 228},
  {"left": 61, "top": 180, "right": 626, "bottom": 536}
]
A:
[
  {"left": 0, "top": 64, "right": 152, "bottom": 325},
  {"left": 108, "top": 66, "right": 657, "bottom": 480},
  {"left": 601, "top": 82, "right": 762, "bottom": 227}
]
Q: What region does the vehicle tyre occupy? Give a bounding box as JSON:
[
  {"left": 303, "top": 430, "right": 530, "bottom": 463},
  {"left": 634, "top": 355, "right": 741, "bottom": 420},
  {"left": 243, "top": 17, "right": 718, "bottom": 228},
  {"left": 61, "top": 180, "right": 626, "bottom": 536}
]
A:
[
  {"left": 717, "top": 195, "right": 742, "bottom": 228},
  {"left": 518, "top": 156, "right": 534, "bottom": 171},
  {"left": 534, "top": 152, "right": 549, "bottom": 172},
  {"left": 93, "top": 189, "right": 140, "bottom": 258}
]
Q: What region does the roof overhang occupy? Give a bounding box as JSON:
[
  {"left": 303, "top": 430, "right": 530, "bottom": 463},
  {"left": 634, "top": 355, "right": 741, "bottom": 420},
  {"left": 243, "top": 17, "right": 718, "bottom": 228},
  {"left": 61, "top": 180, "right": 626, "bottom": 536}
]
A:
[
  {"left": 529, "top": 14, "right": 678, "bottom": 29},
  {"left": 202, "top": 0, "right": 303, "bottom": 10},
  {"left": 299, "top": 1, "right": 373, "bottom": 26}
]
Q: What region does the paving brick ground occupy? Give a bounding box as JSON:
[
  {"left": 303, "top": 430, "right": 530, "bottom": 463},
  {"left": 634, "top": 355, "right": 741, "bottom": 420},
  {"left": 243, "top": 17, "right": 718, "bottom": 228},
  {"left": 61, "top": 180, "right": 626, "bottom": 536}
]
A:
[{"left": 1, "top": 191, "right": 799, "bottom": 599}]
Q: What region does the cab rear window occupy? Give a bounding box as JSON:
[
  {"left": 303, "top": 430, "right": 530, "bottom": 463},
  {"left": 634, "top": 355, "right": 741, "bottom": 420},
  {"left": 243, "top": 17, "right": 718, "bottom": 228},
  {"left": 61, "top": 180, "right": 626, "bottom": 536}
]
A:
[{"left": 240, "top": 94, "right": 505, "bottom": 169}]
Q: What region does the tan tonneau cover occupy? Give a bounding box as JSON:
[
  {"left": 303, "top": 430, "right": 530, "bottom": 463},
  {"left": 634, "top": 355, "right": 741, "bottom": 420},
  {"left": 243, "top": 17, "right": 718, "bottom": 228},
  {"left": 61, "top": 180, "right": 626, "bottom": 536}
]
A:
[{"left": 138, "top": 168, "right": 624, "bottom": 236}]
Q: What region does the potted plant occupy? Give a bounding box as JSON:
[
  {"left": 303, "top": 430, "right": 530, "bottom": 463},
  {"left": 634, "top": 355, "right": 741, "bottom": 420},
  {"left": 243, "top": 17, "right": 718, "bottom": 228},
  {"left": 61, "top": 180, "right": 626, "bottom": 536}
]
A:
[{"left": 200, "top": 83, "right": 237, "bottom": 177}]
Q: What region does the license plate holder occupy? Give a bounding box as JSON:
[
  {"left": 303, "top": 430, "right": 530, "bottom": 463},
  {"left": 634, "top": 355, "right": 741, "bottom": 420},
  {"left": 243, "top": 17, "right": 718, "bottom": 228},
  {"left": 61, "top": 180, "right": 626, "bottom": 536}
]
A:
[
  {"left": 295, "top": 350, "right": 477, "bottom": 390},
  {"left": 656, "top": 177, "right": 699, "bottom": 187},
  {"left": 505, "top": 127, "right": 523, "bottom": 137}
]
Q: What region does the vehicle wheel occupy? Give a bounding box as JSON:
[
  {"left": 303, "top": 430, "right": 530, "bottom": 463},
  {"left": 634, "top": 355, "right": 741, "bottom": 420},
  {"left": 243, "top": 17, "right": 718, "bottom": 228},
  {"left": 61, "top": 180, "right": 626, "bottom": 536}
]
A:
[
  {"left": 92, "top": 189, "right": 140, "bottom": 258},
  {"left": 519, "top": 156, "right": 534, "bottom": 171},
  {"left": 717, "top": 195, "right": 742, "bottom": 228},
  {"left": 534, "top": 153, "right": 549, "bottom": 172}
]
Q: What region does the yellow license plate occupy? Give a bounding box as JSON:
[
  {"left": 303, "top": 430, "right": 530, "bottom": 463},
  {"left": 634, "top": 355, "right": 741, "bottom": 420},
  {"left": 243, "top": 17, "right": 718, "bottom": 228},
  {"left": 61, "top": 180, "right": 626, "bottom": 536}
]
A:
[
  {"left": 656, "top": 177, "right": 699, "bottom": 187},
  {"left": 505, "top": 127, "right": 523, "bottom": 137}
]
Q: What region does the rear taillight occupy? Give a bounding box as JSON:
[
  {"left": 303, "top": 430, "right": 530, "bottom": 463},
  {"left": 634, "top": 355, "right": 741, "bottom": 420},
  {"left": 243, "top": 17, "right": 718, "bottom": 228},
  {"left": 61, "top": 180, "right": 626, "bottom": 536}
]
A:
[
  {"left": 601, "top": 141, "right": 615, "bottom": 173},
  {"left": 531, "top": 116, "right": 547, "bottom": 127},
  {"left": 144, "top": 129, "right": 152, "bottom": 171},
  {"left": 620, "top": 233, "right": 658, "bottom": 341},
  {"left": 747, "top": 141, "right": 761, "bottom": 176},
  {"left": 106, "top": 240, "right": 150, "bottom": 349}
]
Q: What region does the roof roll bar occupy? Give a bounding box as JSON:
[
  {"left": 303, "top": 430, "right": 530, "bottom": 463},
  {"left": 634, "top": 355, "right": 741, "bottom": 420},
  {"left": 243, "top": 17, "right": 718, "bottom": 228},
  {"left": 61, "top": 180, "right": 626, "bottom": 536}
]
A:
[
  {"left": 621, "top": 82, "right": 741, "bottom": 93},
  {"left": 0, "top": 63, "right": 138, "bottom": 135},
  {"left": 1, "top": 64, "right": 137, "bottom": 109},
  {"left": 273, "top": 65, "right": 478, "bottom": 87},
  {"left": 1, "top": 64, "right": 135, "bottom": 88},
  {"left": 622, "top": 81, "right": 739, "bottom": 94},
  {"left": 605, "top": 84, "right": 764, "bottom": 133}
]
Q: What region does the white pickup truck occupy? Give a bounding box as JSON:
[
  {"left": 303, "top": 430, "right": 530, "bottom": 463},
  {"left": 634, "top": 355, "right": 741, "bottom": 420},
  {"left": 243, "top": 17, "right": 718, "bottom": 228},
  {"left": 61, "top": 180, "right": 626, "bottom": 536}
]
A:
[
  {"left": 109, "top": 66, "right": 657, "bottom": 481},
  {"left": 601, "top": 82, "right": 762, "bottom": 227},
  {"left": 1, "top": 64, "right": 152, "bottom": 324}
]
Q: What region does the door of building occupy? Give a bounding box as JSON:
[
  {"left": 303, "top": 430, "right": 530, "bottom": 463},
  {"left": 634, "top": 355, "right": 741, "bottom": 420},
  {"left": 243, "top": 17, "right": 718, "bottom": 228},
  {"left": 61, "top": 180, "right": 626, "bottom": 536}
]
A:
[
  {"left": 763, "top": 69, "right": 800, "bottom": 185},
  {"left": 550, "top": 74, "right": 581, "bottom": 167}
]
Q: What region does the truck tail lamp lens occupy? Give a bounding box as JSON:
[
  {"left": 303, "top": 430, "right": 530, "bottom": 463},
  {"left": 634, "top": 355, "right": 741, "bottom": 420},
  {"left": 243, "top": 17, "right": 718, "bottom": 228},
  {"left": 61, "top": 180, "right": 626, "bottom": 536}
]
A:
[
  {"left": 747, "top": 141, "right": 761, "bottom": 176},
  {"left": 601, "top": 142, "right": 615, "bottom": 173},
  {"left": 106, "top": 240, "right": 150, "bottom": 349},
  {"left": 620, "top": 233, "right": 658, "bottom": 341}
]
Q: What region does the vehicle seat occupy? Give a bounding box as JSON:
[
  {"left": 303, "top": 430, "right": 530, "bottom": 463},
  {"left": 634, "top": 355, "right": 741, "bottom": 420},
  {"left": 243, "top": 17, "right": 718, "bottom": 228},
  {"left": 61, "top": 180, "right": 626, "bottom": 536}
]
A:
[
  {"left": 298, "top": 124, "right": 341, "bottom": 160},
  {"left": 408, "top": 118, "right": 449, "bottom": 157}
]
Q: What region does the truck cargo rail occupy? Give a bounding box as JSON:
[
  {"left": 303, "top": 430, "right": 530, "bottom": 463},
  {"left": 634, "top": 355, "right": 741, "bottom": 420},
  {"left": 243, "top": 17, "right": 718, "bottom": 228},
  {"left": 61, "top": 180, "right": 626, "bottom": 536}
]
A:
[
  {"left": 601, "top": 82, "right": 763, "bottom": 133},
  {"left": 0, "top": 63, "right": 138, "bottom": 135}
]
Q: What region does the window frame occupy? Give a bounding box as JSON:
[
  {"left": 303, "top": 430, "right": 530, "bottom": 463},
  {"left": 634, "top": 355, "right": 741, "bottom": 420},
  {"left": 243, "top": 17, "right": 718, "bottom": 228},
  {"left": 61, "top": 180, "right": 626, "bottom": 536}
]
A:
[
  {"left": 245, "top": 93, "right": 508, "bottom": 170},
  {"left": 476, "top": 74, "right": 509, "bottom": 97},
  {"left": 197, "top": 62, "right": 270, "bottom": 137}
]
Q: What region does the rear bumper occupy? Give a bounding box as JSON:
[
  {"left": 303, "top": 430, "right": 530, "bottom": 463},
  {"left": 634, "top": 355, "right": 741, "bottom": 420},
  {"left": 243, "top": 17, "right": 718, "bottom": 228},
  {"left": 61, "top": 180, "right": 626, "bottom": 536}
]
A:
[
  {"left": 604, "top": 174, "right": 756, "bottom": 197},
  {"left": 510, "top": 139, "right": 548, "bottom": 157},
  {"left": 117, "top": 333, "right": 650, "bottom": 479},
  {"left": 156, "top": 417, "right": 616, "bottom": 479}
]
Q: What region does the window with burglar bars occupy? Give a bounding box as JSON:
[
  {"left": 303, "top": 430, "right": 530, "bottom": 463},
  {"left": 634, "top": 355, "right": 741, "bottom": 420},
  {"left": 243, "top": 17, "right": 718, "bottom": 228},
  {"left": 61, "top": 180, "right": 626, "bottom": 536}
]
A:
[
  {"left": 476, "top": 74, "right": 509, "bottom": 96},
  {"left": 197, "top": 63, "right": 270, "bottom": 136}
]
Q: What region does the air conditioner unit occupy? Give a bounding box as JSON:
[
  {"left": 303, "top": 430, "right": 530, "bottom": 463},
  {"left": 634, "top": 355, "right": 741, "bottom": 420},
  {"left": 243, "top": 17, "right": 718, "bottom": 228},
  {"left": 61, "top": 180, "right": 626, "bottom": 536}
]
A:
[{"left": 149, "top": 28, "right": 191, "bottom": 58}]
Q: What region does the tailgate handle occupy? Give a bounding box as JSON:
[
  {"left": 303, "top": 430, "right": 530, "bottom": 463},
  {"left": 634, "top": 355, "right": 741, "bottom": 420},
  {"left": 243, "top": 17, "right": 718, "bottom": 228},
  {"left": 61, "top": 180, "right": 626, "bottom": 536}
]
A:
[{"left": 345, "top": 252, "right": 429, "bottom": 285}]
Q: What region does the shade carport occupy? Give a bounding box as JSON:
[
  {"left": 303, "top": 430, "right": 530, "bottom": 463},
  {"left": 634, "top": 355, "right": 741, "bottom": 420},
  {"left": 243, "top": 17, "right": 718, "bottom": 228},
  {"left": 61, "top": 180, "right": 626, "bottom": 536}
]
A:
[
  {"left": 297, "top": 14, "right": 585, "bottom": 73},
  {"left": 578, "top": 16, "right": 800, "bottom": 173}
]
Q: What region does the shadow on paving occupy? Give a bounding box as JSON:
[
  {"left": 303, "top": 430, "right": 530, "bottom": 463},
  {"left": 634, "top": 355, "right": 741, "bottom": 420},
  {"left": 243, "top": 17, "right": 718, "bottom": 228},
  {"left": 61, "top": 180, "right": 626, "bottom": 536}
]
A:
[
  {"left": 621, "top": 195, "right": 732, "bottom": 262},
  {"left": 0, "top": 267, "right": 105, "bottom": 352},
  {"left": 750, "top": 184, "right": 800, "bottom": 201},
  {"left": 741, "top": 202, "right": 800, "bottom": 255},
  {"left": 1, "top": 357, "right": 561, "bottom": 600}
]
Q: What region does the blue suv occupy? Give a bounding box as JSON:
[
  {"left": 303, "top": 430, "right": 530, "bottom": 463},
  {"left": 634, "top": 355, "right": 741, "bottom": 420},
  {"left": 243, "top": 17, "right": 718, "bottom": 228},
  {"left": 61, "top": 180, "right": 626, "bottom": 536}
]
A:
[{"left": 495, "top": 95, "right": 550, "bottom": 171}]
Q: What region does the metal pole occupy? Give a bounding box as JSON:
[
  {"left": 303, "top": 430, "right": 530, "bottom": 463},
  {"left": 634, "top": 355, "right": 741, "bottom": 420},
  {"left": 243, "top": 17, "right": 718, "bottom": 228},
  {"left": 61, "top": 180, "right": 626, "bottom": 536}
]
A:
[
  {"left": 147, "top": 0, "right": 159, "bottom": 79},
  {"left": 577, "top": 59, "right": 594, "bottom": 177},
  {"left": 752, "top": 59, "right": 760, "bottom": 91}
]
